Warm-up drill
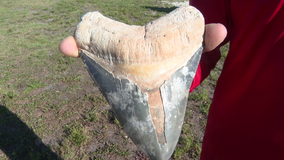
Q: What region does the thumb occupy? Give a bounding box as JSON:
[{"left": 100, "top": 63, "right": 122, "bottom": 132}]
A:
[
  {"left": 203, "top": 23, "right": 227, "bottom": 53},
  {"left": 59, "top": 36, "right": 80, "bottom": 58}
]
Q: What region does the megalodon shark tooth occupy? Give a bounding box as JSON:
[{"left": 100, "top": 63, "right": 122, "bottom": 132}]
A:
[{"left": 74, "top": 6, "right": 204, "bottom": 160}]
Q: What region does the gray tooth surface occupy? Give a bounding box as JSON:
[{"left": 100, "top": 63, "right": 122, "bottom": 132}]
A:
[{"left": 80, "top": 46, "right": 202, "bottom": 160}]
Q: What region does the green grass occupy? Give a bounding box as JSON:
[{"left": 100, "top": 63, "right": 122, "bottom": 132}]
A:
[
  {"left": 65, "top": 123, "right": 87, "bottom": 146},
  {"left": 94, "top": 143, "right": 130, "bottom": 158},
  {"left": 189, "top": 88, "right": 211, "bottom": 115},
  {"left": 174, "top": 124, "right": 202, "bottom": 159},
  {"left": 0, "top": 0, "right": 229, "bottom": 159},
  {"left": 220, "top": 43, "right": 230, "bottom": 61}
]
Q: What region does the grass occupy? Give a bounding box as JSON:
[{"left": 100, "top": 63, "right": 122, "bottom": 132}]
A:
[
  {"left": 65, "top": 123, "right": 87, "bottom": 146},
  {"left": 189, "top": 88, "right": 211, "bottom": 115},
  {"left": 94, "top": 143, "right": 130, "bottom": 157},
  {"left": 0, "top": 0, "right": 229, "bottom": 159},
  {"left": 174, "top": 123, "right": 202, "bottom": 159}
]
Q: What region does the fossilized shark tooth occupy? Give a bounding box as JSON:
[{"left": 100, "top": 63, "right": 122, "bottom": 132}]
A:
[{"left": 74, "top": 6, "right": 204, "bottom": 160}]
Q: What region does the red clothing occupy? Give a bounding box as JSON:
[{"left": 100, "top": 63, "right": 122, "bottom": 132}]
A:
[{"left": 190, "top": 0, "right": 284, "bottom": 159}]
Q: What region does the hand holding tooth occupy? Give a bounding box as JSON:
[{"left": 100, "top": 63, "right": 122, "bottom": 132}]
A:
[{"left": 58, "top": 6, "right": 227, "bottom": 160}]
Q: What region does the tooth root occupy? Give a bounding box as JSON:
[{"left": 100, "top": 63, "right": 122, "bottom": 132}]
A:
[{"left": 75, "top": 6, "right": 204, "bottom": 91}]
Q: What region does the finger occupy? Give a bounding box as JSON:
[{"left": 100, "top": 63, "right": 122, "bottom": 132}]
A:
[
  {"left": 203, "top": 23, "right": 227, "bottom": 53},
  {"left": 59, "top": 36, "right": 80, "bottom": 57}
]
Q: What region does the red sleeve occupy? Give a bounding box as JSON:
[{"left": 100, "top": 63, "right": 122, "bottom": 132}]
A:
[{"left": 189, "top": 0, "right": 231, "bottom": 92}]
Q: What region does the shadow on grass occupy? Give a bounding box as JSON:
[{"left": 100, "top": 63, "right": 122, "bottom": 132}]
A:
[
  {"left": 0, "top": 104, "right": 62, "bottom": 160},
  {"left": 144, "top": 6, "right": 177, "bottom": 13}
]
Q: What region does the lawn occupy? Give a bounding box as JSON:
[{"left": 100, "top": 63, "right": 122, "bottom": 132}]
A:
[{"left": 0, "top": 0, "right": 228, "bottom": 159}]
